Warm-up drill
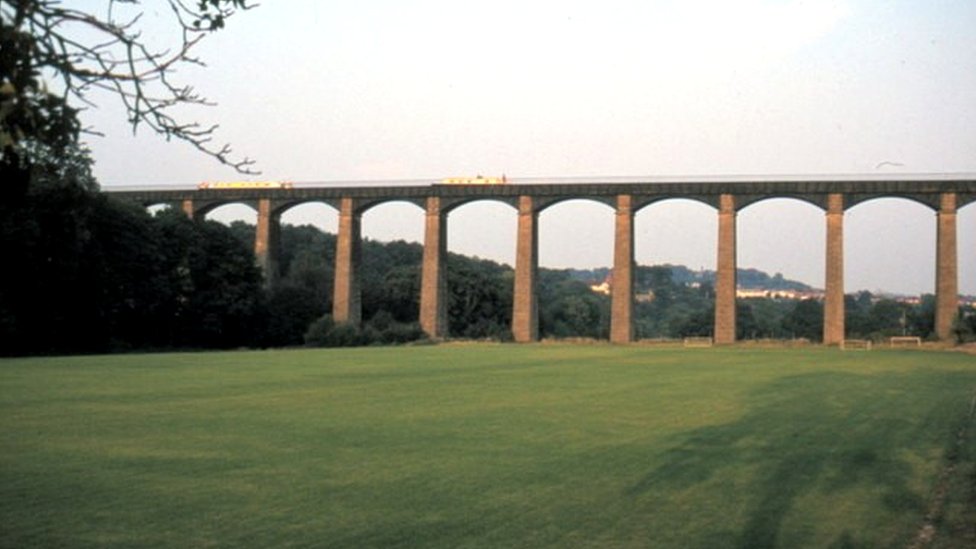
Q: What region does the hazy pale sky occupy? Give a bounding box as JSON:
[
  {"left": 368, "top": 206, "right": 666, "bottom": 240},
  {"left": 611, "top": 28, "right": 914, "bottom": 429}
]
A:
[{"left": 80, "top": 1, "right": 976, "bottom": 294}]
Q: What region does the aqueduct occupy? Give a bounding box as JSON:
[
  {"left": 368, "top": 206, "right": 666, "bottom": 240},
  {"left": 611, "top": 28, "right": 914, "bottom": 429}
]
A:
[{"left": 110, "top": 177, "right": 976, "bottom": 344}]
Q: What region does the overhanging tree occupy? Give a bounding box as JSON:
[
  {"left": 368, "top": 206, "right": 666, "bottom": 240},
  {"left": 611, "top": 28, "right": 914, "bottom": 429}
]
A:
[{"left": 1, "top": 0, "right": 255, "bottom": 195}]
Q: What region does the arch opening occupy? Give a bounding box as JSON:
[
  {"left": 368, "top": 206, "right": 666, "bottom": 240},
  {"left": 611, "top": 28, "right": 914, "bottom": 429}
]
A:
[
  {"left": 845, "top": 197, "right": 936, "bottom": 339},
  {"left": 446, "top": 199, "right": 517, "bottom": 267},
  {"left": 202, "top": 202, "right": 257, "bottom": 225},
  {"left": 958, "top": 202, "right": 976, "bottom": 341},
  {"left": 736, "top": 198, "right": 825, "bottom": 341},
  {"left": 279, "top": 202, "right": 339, "bottom": 233},
  {"left": 359, "top": 200, "right": 425, "bottom": 327},
  {"left": 444, "top": 200, "right": 517, "bottom": 339},
  {"left": 200, "top": 203, "right": 258, "bottom": 249},
  {"left": 272, "top": 202, "right": 340, "bottom": 324},
  {"left": 539, "top": 199, "right": 614, "bottom": 270},
  {"left": 636, "top": 198, "right": 717, "bottom": 273},
  {"left": 537, "top": 199, "right": 614, "bottom": 340},
  {"left": 738, "top": 197, "right": 825, "bottom": 291},
  {"left": 633, "top": 198, "right": 717, "bottom": 340},
  {"left": 147, "top": 203, "right": 172, "bottom": 216},
  {"left": 959, "top": 202, "right": 976, "bottom": 297},
  {"left": 847, "top": 198, "right": 934, "bottom": 295}
]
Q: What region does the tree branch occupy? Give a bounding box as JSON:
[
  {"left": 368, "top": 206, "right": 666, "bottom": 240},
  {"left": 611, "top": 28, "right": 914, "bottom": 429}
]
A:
[{"left": 1, "top": 0, "right": 258, "bottom": 175}]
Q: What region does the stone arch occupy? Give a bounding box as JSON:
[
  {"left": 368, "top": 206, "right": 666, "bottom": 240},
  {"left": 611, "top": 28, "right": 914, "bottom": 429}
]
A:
[
  {"left": 360, "top": 199, "right": 425, "bottom": 245},
  {"left": 845, "top": 193, "right": 938, "bottom": 211},
  {"left": 197, "top": 201, "right": 258, "bottom": 224},
  {"left": 273, "top": 198, "right": 338, "bottom": 218},
  {"left": 441, "top": 196, "right": 516, "bottom": 216},
  {"left": 356, "top": 196, "right": 426, "bottom": 216},
  {"left": 535, "top": 194, "right": 616, "bottom": 214},
  {"left": 633, "top": 194, "right": 717, "bottom": 213},
  {"left": 277, "top": 201, "right": 339, "bottom": 234},
  {"left": 736, "top": 194, "right": 827, "bottom": 213},
  {"left": 960, "top": 193, "right": 976, "bottom": 210}
]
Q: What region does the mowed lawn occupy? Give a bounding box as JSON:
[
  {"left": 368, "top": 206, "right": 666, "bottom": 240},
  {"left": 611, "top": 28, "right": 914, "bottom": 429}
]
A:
[{"left": 1, "top": 345, "right": 974, "bottom": 548}]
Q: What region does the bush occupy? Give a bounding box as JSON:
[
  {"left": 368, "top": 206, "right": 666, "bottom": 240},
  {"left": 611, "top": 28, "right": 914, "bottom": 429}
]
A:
[
  {"left": 304, "top": 315, "right": 335, "bottom": 347},
  {"left": 327, "top": 322, "right": 365, "bottom": 347},
  {"left": 304, "top": 313, "right": 428, "bottom": 347},
  {"left": 266, "top": 285, "right": 326, "bottom": 346},
  {"left": 953, "top": 313, "right": 975, "bottom": 343},
  {"left": 378, "top": 321, "right": 427, "bottom": 344}
]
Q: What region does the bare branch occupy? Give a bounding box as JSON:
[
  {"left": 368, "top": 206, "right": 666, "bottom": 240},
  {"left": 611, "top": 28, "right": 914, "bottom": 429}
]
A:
[{"left": 2, "top": 0, "right": 258, "bottom": 174}]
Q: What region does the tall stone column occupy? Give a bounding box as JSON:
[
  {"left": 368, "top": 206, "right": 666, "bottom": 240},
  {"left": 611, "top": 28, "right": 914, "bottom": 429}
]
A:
[
  {"left": 181, "top": 199, "right": 196, "bottom": 220},
  {"left": 611, "top": 194, "right": 635, "bottom": 343},
  {"left": 420, "top": 196, "right": 448, "bottom": 339},
  {"left": 935, "top": 192, "right": 958, "bottom": 341},
  {"left": 823, "top": 193, "right": 845, "bottom": 345},
  {"left": 333, "top": 197, "right": 362, "bottom": 326},
  {"left": 714, "top": 194, "right": 737, "bottom": 344},
  {"left": 512, "top": 195, "right": 539, "bottom": 342},
  {"left": 254, "top": 198, "right": 280, "bottom": 289}
]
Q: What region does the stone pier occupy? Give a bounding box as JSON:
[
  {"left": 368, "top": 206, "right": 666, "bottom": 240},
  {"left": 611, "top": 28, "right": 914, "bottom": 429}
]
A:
[
  {"left": 254, "top": 198, "right": 280, "bottom": 289},
  {"left": 419, "top": 196, "right": 448, "bottom": 338},
  {"left": 714, "top": 194, "right": 737, "bottom": 344},
  {"left": 181, "top": 199, "right": 197, "bottom": 220},
  {"left": 333, "top": 197, "right": 362, "bottom": 325},
  {"left": 935, "top": 192, "right": 958, "bottom": 341},
  {"left": 823, "top": 193, "right": 845, "bottom": 345},
  {"left": 512, "top": 196, "right": 539, "bottom": 342},
  {"left": 610, "top": 194, "right": 635, "bottom": 343}
]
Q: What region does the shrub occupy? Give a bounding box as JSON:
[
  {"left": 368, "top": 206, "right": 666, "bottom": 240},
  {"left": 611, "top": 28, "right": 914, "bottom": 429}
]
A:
[
  {"left": 304, "top": 315, "right": 335, "bottom": 347},
  {"left": 378, "top": 321, "right": 427, "bottom": 344},
  {"left": 304, "top": 314, "right": 428, "bottom": 347}
]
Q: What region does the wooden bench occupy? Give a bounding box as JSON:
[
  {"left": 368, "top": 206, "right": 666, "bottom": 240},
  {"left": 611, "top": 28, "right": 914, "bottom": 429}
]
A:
[
  {"left": 683, "top": 337, "right": 714, "bottom": 348},
  {"left": 841, "top": 339, "right": 872, "bottom": 351},
  {"left": 889, "top": 336, "right": 922, "bottom": 348}
]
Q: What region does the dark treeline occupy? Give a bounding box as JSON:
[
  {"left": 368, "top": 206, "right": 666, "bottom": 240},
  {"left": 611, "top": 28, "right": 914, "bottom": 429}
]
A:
[
  {"left": 0, "top": 183, "right": 265, "bottom": 355},
  {"left": 4, "top": 179, "right": 975, "bottom": 355}
]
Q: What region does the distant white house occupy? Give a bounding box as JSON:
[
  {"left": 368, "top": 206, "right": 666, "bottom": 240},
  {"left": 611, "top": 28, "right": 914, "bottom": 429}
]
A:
[{"left": 736, "top": 288, "right": 824, "bottom": 300}]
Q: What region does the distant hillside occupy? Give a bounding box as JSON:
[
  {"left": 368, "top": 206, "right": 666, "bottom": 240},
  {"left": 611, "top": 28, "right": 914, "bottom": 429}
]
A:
[{"left": 567, "top": 264, "right": 814, "bottom": 292}]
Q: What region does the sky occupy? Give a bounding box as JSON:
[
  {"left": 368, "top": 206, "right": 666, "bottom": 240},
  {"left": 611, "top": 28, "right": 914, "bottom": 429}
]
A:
[{"left": 78, "top": 0, "right": 976, "bottom": 295}]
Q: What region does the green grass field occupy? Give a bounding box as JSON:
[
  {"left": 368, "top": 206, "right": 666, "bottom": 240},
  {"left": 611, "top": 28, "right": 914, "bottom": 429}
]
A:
[{"left": 2, "top": 344, "right": 974, "bottom": 548}]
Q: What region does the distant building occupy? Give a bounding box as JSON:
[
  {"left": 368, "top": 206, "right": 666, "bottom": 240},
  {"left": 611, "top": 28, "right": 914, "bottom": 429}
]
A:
[
  {"left": 736, "top": 288, "right": 824, "bottom": 300},
  {"left": 590, "top": 272, "right": 612, "bottom": 295}
]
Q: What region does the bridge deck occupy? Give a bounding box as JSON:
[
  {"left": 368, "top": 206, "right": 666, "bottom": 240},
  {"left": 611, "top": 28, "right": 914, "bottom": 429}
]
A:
[{"left": 106, "top": 176, "right": 976, "bottom": 212}]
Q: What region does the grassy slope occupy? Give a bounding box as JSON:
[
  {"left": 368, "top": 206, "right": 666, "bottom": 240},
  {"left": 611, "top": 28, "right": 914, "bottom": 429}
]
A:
[{"left": 1, "top": 345, "right": 974, "bottom": 548}]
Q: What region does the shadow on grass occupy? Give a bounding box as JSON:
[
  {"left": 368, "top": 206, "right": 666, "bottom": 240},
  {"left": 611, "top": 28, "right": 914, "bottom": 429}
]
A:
[{"left": 625, "top": 369, "right": 976, "bottom": 548}]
